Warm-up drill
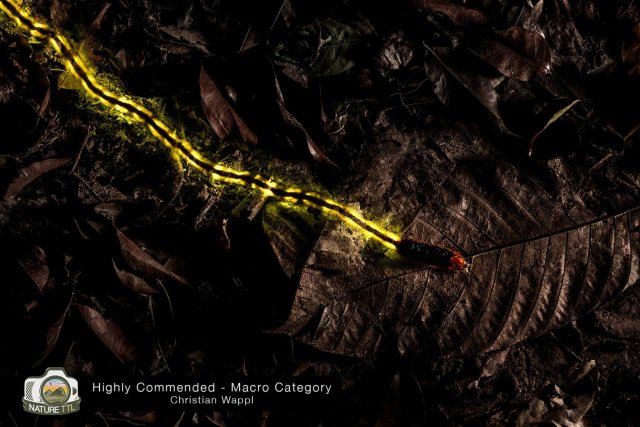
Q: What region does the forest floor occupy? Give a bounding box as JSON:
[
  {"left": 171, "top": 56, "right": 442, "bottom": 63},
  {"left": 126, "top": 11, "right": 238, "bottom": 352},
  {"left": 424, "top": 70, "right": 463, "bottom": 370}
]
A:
[{"left": 1, "top": 0, "right": 640, "bottom": 426}]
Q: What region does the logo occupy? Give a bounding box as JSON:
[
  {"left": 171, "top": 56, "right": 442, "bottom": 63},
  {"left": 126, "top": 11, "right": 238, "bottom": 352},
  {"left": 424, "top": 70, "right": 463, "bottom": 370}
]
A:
[{"left": 23, "top": 367, "right": 81, "bottom": 415}]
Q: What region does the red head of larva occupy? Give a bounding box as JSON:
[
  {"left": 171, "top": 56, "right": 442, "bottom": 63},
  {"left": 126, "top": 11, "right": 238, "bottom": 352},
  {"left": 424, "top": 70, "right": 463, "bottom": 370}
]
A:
[{"left": 449, "top": 253, "right": 467, "bottom": 270}]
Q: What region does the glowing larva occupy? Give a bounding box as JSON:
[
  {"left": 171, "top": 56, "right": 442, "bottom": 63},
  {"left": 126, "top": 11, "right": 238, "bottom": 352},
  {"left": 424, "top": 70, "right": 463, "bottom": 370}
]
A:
[{"left": 0, "top": 0, "right": 468, "bottom": 271}]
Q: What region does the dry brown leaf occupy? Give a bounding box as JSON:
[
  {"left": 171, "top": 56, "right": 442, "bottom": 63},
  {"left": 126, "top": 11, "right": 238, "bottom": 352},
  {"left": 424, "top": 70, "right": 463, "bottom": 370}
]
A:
[
  {"left": 594, "top": 311, "right": 640, "bottom": 339},
  {"left": 515, "top": 361, "right": 597, "bottom": 426},
  {"left": 159, "top": 26, "right": 210, "bottom": 54},
  {"left": 424, "top": 46, "right": 511, "bottom": 134},
  {"left": 471, "top": 27, "right": 551, "bottom": 81},
  {"left": 78, "top": 305, "right": 136, "bottom": 364},
  {"left": 622, "top": 23, "right": 640, "bottom": 76},
  {"left": 17, "top": 244, "right": 50, "bottom": 292},
  {"left": 262, "top": 204, "right": 317, "bottom": 278},
  {"left": 33, "top": 304, "right": 69, "bottom": 367},
  {"left": 273, "top": 74, "right": 337, "bottom": 167},
  {"left": 112, "top": 258, "right": 159, "bottom": 294},
  {"left": 199, "top": 67, "right": 258, "bottom": 145},
  {"left": 89, "top": 2, "right": 111, "bottom": 32},
  {"left": 117, "top": 229, "right": 188, "bottom": 285},
  {"left": 116, "top": 412, "right": 159, "bottom": 423},
  {"left": 38, "top": 87, "right": 50, "bottom": 117},
  {"left": 275, "top": 118, "right": 640, "bottom": 357},
  {"left": 4, "top": 158, "right": 70, "bottom": 198},
  {"left": 414, "top": 0, "right": 489, "bottom": 26}
]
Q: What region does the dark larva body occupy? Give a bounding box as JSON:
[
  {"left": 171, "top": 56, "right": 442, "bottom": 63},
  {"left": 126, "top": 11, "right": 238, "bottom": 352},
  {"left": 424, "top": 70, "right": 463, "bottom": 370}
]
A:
[{"left": 397, "top": 239, "right": 468, "bottom": 270}]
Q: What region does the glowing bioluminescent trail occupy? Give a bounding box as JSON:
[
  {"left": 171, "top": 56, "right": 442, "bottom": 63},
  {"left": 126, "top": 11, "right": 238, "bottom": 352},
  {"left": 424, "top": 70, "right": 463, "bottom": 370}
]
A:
[{"left": 0, "top": 0, "right": 468, "bottom": 270}]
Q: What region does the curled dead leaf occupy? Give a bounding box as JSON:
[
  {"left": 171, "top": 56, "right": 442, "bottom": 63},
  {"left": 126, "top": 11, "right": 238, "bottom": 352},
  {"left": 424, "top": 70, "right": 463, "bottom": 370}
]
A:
[
  {"left": 414, "top": 0, "right": 489, "bottom": 26},
  {"left": 470, "top": 27, "right": 551, "bottom": 81},
  {"left": 622, "top": 23, "right": 640, "bottom": 76},
  {"left": 377, "top": 32, "right": 415, "bottom": 74},
  {"left": 159, "top": 26, "right": 210, "bottom": 54},
  {"left": 116, "top": 229, "right": 188, "bottom": 285},
  {"left": 199, "top": 67, "right": 258, "bottom": 145},
  {"left": 33, "top": 301, "right": 70, "bottom": 367},
  {"left": 263, "top": 204, "right": 318, "bottom": 278},
  {"left": 4, "top": 158, "right": 70, "bottom": 198},
  {"left": 594, "top": 311, "right": 640, "bottom": 339},
  {"left": 112, "top": 258, "right": 159, "bottom": 294},
  {"left": 17, "top": 244, "right": 51, "bottom": 292},
  {"left": 78, "top": 305, "right": 136, "bottom": 364},
  {"left": 273, "top": 73, "right": 337, "bottom": 167},
  {"left": 424, "top": 46, "right": 511, "bottom": 134},
  {"left": 515, "top": 361, "right": 597, "bottom": 426}
]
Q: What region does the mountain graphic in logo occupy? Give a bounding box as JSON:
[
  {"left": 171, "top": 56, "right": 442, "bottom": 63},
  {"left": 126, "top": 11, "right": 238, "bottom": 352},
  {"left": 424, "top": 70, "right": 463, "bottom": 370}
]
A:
[{"left": 42, "top": 379, "right": 70, "bottom": 405}]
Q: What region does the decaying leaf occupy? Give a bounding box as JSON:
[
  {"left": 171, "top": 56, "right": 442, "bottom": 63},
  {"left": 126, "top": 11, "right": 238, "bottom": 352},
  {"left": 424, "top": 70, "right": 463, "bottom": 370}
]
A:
[
  {"left": 377, "top": 32, "right": 415, "bottom": 75},
  {"left": 469, "top": 348, "right": 510, "bottom": 389},
  {"left": 17, "top": 244, "right": 50, "bottom": 292},
  {"left": 262, "top": 204, "right": 318, "bottom": 278},
  {"left": 275, "top": 118, "right": 640, "bottom": 357},
  {"left": 594, "top": 310, "right": 640, "bottom": 339},
  {"left": 78, "top": 305, "right": 136, "bottom": 364},
  {"left": 514, "top": 360, "right": 598, "bottom": 426},
  {"left": 470, "top": 27, "right": 551, "bottom": 81},
  {"left": 33, "top": 300, "right": 71, "bottom": 367},
  {"left": 414, "top": 0, "right": 489, "bottom": 26},
  {"left": 199, "top": 67, "right": 258, "bottom": 145},
  {"left": 88, "top": 2, "right": 110, "bottom": 32},
  {"left": 37, "top": 83, "right": 50, "bottom": 118},
  {"left": 273, "top": 73, "right": 337, "bottom": 167},
  {"left": 4, "top": 157, "right": 70, "bottom": 198},
  {"left": 159, "top": 26, "right": 210, "bottom": 54},
  {"left": 622, "top": 23, "right": 640, "bottom": 76},
  {"left": 112, "top": 258, "right": 159, "bottom": 294},
  {"left": 116, "top": 229, "right": 188, "bottom": 285},
  {"left": 518, "top": 0, "right": 545, "bottom": 30},
  {"left": 424, "top": 46, "right": 510, "bottom": 133}
]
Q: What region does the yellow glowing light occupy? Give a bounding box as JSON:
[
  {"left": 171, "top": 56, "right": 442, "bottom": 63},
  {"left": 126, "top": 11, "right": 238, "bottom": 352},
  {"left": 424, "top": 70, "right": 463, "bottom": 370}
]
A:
[{"left": 0, "top": 0, "right": 403, "bottom": 250}]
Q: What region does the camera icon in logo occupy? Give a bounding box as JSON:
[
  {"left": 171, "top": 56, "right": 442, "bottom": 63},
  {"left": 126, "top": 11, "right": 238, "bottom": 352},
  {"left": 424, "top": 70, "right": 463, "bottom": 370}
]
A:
[{"left": 23, "top": 367, "right": 81, "bottom": 415}]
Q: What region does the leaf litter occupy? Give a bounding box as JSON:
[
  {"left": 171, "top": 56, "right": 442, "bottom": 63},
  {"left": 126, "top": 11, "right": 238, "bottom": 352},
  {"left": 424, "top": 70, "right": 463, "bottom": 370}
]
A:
[
  {"left": 469, "top": 26, "right": 552, "bottom": 82},
  {"left": 276, "top": 117, "right": 640, "bottom": 357}
]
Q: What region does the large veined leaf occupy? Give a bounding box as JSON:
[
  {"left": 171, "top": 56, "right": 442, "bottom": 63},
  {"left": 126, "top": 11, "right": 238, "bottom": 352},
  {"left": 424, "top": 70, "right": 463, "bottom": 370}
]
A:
[{"left": 273, "top": 118, "right": 640, "bottom": 357}]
